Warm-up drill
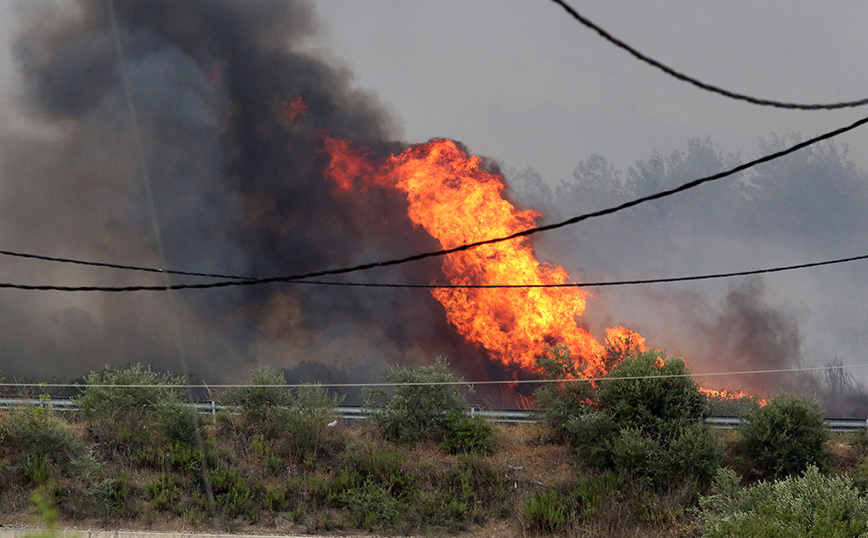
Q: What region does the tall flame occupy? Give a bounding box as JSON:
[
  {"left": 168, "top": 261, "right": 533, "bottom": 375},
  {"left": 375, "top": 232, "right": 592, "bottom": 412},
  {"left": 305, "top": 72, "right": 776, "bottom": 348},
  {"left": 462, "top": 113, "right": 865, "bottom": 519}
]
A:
[{"left": 324, "top": 136, "right": 639, "bottom": 376}]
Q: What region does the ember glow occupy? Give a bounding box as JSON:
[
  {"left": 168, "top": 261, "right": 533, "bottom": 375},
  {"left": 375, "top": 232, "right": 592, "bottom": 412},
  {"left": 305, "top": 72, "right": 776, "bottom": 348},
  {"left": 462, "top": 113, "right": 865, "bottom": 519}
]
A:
[
  {"left": 282, "top": 96, "right": 308, "bottom": 122},
  {"left": 325, "top": 136, "right": 640, "bottom": 376}
]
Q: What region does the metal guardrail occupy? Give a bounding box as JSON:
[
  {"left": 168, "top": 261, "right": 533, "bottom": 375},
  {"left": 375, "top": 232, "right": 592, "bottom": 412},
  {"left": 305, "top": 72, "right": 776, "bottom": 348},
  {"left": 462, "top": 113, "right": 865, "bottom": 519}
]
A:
[{"left": 1, "top": 398, "right": 866, "bottom": 430}]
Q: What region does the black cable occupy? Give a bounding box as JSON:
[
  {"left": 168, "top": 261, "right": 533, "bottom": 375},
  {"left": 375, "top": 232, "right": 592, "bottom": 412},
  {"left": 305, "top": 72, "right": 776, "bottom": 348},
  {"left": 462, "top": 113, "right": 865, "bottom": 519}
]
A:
[
  {"left": 0, "top": 249, "right": 253, "bottom": 280},
  {"left": 0, "top": 113, "right": 866, "bottom": 292},
  {"left": 0, "top": 251, "right": 865, "bottom": 292},
  {"left": 549, "top": 0, "right": 868, "bottom": 110},
  {"left": 295, "top": 253, "right": 868, "bottom": 288}
]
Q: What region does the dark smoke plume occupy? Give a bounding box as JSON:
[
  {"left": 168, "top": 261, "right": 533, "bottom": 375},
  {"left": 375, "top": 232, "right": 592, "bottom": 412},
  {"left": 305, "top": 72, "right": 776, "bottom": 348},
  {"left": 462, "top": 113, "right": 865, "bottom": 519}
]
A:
[
  {"left": 0, "top": 0, "right": 489, "bottom": 385},
  {"left": 690, "top": 278, "right": 803, "bottom": 395}
]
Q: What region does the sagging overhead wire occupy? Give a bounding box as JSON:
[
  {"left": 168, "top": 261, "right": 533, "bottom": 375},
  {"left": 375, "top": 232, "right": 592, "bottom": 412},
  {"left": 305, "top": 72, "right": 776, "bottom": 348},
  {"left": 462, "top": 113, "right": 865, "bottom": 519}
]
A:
[
  {"left": 0, "top": 249, "right": 253, "bottom": 281},
  {"left": 0, "top": 113, "right": 865, "bottom": 292},
  {"left": 0, "top": 251, "right": 866, "bottom": 292},
  {"left": 548, "top": 0, "right": 868, "bottom": 111}
]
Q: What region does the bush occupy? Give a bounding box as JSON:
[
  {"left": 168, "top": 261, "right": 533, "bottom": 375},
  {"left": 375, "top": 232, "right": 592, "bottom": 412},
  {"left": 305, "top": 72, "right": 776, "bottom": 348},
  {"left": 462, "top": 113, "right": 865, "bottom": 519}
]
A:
[
  {"left": 0, "top": 403, "right": 91, "bottom": 484},
  {"left": 440, "top": 412, "right": 494, "bottom": 456},
  {"left": 78, "top": 364, "right": 186, "bottom": 450},
  {"left": 539, "top": 347, "right": 722, "bottom": 491},
  {"left": 533, "top": 345, "right": 595, "bottom": 438},
  {"left": 223, "top": 366, "right": 343, "bottom": 460},
  {"left": 699, "top": 466, "right": 868, "bottom": 537},
  {"left": 282, "top": 383, "right": 344, "bottom": 460},
  {"left": 597, "top": 350, "right": 707, "bottom": 438},
  {"left": 221, "top": 366, "right": 293, "bottom": 436},
  {"left": 363, "top": 358, "right": 475, "bottom": 444},
  {"left": 736, "top": 394, "right": 830, "bottom": 480},
  {"left": 523, "top": 489, "right": 568, "bottom": 534}
]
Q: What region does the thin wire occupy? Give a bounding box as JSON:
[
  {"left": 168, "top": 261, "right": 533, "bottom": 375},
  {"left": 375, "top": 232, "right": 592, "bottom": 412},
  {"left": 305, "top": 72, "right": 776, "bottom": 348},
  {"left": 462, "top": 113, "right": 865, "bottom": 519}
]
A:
[
  {"left": 6, "top": 250, "right": 868, "bottom": 291},
  {"left": 0, "top": 249, "right": 252, "bottom": 280},
  {"left": 548, "top": 0, "right": 868, "bottom": 110},
  {"left": 291, "top": 252, "right": 868, "bottom": 288},
  {"left": 1, "top": 113, "right": 867, "bottom": 293},
  {"left": 107, "top": 0, "right": 216, "bottom": 520},
  {"left": 1, "top": 362, "right": 865, "bottom": 389},
  {"left": 0, "top": 249, "right": 864, "bottom": 292}
]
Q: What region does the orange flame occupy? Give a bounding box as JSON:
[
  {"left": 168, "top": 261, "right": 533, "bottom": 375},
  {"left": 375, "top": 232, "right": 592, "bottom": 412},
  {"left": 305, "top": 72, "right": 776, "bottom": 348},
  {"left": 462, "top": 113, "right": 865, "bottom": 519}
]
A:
[
  {"left": 323, "top": 136, "right": 641, "bottom": 376},
  {"left": 700, "top": 387, "right": 767, "bottom": 405}
]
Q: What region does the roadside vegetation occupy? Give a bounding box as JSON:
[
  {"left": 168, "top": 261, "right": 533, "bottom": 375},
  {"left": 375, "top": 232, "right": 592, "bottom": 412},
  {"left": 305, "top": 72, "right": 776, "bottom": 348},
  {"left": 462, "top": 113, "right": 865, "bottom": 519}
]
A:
[{"left": 1, "top": 347, "right": 866, "bottom": 537}]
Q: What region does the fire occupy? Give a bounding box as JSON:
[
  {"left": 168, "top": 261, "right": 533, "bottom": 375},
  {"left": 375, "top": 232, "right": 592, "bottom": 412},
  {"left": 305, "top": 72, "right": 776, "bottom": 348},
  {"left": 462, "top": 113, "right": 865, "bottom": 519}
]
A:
[
  {"left": 700, "top": 387, "right": 766, "bottom": 405},
  {"left": 282, "top": 96, "right": 308, "bottom": 122},
  {"left": 324, "top": 136, "right": 639, "bottom": 376}
]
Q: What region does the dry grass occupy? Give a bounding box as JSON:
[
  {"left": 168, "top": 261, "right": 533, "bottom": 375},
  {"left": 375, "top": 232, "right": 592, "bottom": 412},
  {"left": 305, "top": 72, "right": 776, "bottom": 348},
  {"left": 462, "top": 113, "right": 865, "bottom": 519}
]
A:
[{"left": 3, "top": 410, "right": 868, "bottom": 538}]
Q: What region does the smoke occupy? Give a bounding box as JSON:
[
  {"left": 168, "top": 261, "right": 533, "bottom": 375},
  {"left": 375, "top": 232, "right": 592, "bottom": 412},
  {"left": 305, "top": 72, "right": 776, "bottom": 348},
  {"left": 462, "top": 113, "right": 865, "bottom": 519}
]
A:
[
  {"left": 658, "top": 278, "right": 803, "bottom": 396},
  {"left": 0, "top": 0, "right": 488, "bottom": 384},
  {"left": 514, "top": 136, "right": 868, "bottom": 413}
]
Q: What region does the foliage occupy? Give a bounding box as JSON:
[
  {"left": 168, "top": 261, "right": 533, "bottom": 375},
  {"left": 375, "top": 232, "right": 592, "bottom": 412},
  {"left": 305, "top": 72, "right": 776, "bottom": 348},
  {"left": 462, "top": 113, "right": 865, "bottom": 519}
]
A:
[
  {"left": 77, "top": 364, "right": 186, "bottom": 450},
  {"left": 363, "top": 358, "right": 476, "bottom": 445},
  {"left": 736, "top": 394, "right": 830, "bottom": 480},
  {"left": 222, "top": 366, "right": 343, "bottom": 460},
  {"left": 699, "top": 466, "right": 868, "bottom": 538},
  {"left": 0, "top": 402, "right": 90, "bottom": 484},
  {"left": 155, "top": 400, "right": 204, "bottom": 447},
  {"left": 221, "top": 366, "right": 293, "bottom": 436},
  {"left": 706, "top": 393, "right": 763, "bottom": 417},
  {"left": 533, "top": 345, "right": 594, "bottom": 438},
  {"left": 439, "top": 411, "right": 494, "bottom": 456},
  {"left": 536, "top": 345, "right": 721, "bottom": 492},
  {"left": 223, "top": 366, "right": 342, "bottom": 459},
  {"left": 597, "top": 350, "right": 707, "bottom": 438},
  {"left": 523, "top": 489, "right": 568, "bottom": 534}
]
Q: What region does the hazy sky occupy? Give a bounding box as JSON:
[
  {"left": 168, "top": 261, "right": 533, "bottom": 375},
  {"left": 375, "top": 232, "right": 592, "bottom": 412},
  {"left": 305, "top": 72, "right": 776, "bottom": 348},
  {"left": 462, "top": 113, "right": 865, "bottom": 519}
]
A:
[
  {"left": 0, "top": 1, "right": 866, "bottom": 401},
  {"left": 309, "top": 1, "right": 868, "bottom": 182}
]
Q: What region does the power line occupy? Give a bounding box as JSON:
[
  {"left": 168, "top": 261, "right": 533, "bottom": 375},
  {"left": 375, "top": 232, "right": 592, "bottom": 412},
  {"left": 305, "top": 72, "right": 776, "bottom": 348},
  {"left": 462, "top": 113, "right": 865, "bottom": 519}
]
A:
[
  {"left": 3, "top": 250, "right": 867, "bottom": 293},
  {"left": 548, "top": 0, "right": 868, "bottom": 110},
  {"left": 0, "top": 113, "right": 865, "bottom": 292},
  {"left": 288, "top": 252, "right": 868, "bottom": 289},
  {"left": 1, "top": 362, "right": 865, "bottom": 389},
  {"left": 0, "top": 249, "right": 252, "bottom": 280}
]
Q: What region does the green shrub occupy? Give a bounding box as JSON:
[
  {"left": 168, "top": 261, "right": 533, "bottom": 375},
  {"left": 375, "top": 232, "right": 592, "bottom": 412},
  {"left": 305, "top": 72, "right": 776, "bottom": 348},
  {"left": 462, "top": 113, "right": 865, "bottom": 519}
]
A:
[
  {"left": 736, "top": 394, "right": 830, "bottom": 480},
  {"left": 221, "top": 366, "right": 293, "bottom": 436},
  {"left": 533, "top": 345, "right": 595, "bottom": 438},
  {"left": 0, "top": 404, "right": 90, "bottom": 484},
  {"left": 210, "top": 467, "right": 255, "bottom": 519},
  {"left": 563, "top": 411, "right": 618, "bottom": 469},
  {"left": 223, "top": 367, "right": 343, "bottom": 460},
  {"left": 699, "top": 466, "right": 868, "bottom": 537},
  {"left": 571, "top": 473, "right": 622, "bottom": 520},
  {"left": 538, "top": 346, "right": 721, "bottom": 492},
  {"left": 523, "top": 489, "right": 568, "bottom": 534},
  {"left": 609, "top": 427, "right": 663, "bottom": 486},
  {"left": 78, "top": 364, "right": 186, "bottom": 450},
  {"left": 440, "top": 412, "right": 494, "bottom": 456},
  {"left": 363, "top": 358, "right": 472, "bottom": 444},
  {"left": 146, "top": 473, "right": 186, "bottom": 513},
  {"left": 597, "top": 350, "right": 707, "bottom": 438},
  {"left": 264, "top": 484, "right": 289, "bottom": 512},
  {"left": 661, "top": 421, "right": 724, "bottom": 489},
  {"left": 155, "top": 400, "right": 203, "bottom": 447},
  {"left": 280, "top": 383, "right": 344, "bottom": 460}
]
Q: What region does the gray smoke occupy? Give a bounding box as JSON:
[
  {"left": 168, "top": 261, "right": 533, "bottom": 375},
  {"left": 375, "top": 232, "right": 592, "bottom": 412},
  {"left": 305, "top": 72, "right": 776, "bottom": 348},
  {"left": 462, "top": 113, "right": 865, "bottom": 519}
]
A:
[
  {"left": 509, "top": 135, "right": 868, "bottom": 414},
  {"left": 0, "top": 0, "right": 490, "bottom": 384}
]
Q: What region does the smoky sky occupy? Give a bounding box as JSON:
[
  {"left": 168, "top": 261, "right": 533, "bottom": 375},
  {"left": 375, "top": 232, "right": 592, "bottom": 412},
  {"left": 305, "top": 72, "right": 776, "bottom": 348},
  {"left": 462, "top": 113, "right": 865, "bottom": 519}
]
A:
[
  {"left": 508, "top": 134, "right": 868, "bottom": 408},
  {"left": 0, "top": 0, "right": 494, "bottom": 385},
  {"left": 1, "top": 0, "right": 866, "bottom": 412}
]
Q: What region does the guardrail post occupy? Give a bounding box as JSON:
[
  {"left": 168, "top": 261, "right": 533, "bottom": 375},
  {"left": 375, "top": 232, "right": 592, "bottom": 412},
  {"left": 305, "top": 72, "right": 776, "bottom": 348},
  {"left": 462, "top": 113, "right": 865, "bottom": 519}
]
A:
[{"left": 211, "top": 401, "right": 216, "bottom": 417}]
